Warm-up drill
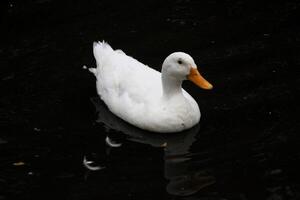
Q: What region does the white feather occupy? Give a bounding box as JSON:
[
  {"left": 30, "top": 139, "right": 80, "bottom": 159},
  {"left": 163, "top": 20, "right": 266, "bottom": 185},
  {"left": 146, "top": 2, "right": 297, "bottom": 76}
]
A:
[{"left": 92, "top": 41, "right": 202, "bottom": 133}]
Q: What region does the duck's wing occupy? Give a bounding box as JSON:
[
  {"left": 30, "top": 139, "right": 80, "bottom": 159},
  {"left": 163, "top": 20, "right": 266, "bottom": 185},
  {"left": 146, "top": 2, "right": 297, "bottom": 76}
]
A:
[{"left": 91, "top": 42, "right": 162, "bottom": 114}]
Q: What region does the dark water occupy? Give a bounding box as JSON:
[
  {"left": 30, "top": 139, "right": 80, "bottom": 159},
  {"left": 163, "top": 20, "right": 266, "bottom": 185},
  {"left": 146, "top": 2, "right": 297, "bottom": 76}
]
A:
[{"left": 1, "top": 0, "right": 300, "bottom": 199}]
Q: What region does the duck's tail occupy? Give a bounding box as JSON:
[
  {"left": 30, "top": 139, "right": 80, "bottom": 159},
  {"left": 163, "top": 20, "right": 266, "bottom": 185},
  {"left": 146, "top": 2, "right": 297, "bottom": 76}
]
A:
[
  {"left": 93, "top": 41, "right": 113, "bottom": 65},
  {"left": 86, "top": 41, "right": 113, "bottom": 76}
]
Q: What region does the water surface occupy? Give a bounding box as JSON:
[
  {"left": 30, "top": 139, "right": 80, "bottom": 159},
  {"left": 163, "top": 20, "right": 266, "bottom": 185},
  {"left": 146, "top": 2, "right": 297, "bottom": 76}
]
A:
[{"left": 1, "top": 1, "right": 300, "bottom": 199}]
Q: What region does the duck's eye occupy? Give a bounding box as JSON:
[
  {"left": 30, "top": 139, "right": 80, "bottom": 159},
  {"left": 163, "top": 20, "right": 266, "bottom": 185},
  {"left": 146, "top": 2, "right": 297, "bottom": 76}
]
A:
[{"left": 177, "top": 60, "right": 182, "bottom": 64}]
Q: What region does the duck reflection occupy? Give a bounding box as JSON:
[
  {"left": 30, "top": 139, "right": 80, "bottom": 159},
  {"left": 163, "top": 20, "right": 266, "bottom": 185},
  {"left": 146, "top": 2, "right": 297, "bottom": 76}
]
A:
[{"left": 91, "top": 97, "right": 215, "bottom": 196}]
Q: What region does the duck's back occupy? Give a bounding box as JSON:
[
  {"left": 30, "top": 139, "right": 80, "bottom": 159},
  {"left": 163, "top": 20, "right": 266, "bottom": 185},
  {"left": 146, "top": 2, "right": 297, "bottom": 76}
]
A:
[{"left": 91, "top": 42, "right": 162, "bottom": 125}]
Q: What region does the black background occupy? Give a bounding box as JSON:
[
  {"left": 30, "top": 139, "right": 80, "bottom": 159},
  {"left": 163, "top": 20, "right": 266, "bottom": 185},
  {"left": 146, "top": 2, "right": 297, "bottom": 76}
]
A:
[{"left": 1, "top": 0, "right": 300, "bottom": 199}]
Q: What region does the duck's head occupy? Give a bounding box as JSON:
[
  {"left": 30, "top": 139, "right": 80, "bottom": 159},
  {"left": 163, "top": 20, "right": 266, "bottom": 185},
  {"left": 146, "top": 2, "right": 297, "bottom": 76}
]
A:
[{"left": 162, "top": 52, "right": 213, "bottom": 90}]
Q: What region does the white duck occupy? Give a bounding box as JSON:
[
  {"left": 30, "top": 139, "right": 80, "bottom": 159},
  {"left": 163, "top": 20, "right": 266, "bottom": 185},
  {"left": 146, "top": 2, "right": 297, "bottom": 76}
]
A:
[{"left": 89, "top": 41, "right": 213, "bottom": 133}]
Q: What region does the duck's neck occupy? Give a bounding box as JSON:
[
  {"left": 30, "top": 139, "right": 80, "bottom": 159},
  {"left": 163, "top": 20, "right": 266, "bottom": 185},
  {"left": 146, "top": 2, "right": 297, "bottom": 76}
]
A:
[{"left": 162, "top": 73, "right": 184, "bottom": 99}]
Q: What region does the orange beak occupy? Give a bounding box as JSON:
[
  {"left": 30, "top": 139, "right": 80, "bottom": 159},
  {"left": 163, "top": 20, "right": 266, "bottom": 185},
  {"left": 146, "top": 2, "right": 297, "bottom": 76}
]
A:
[{"left": 187, "top": 67, "right": 213, "bottom": 90}]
